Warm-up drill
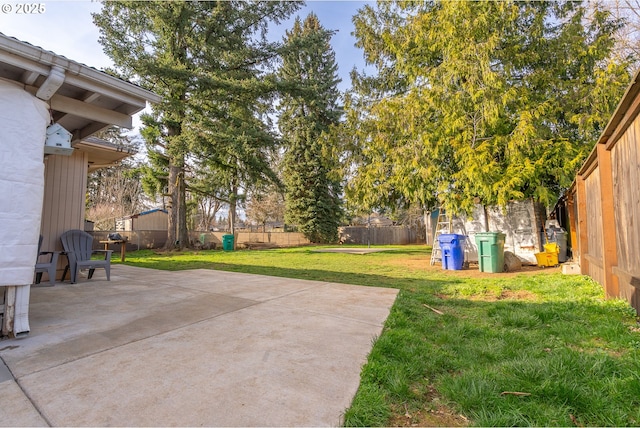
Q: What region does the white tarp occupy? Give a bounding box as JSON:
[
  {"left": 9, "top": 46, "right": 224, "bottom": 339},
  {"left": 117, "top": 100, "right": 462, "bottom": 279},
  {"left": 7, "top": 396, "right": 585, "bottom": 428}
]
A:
[{"left": 0, "top": 80, "right": 49, "bottom": 284}]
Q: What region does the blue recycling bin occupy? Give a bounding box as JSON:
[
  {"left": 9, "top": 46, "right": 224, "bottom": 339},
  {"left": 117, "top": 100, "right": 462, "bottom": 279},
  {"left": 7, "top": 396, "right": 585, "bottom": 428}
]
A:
[{"left": 438, "top": 234, "right": 466, "bottom": 270}]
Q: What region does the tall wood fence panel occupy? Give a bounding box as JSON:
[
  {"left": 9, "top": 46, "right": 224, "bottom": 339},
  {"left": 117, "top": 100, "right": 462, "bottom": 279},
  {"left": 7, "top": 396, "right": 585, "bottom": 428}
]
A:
[
  {"left": 234, "top": 232, "right": 310, "bottom": 247},
  {"left": 561, "top": 72, "right": 640, "bottom": 313},
  {"left": 584, "top": 167, "right": 605, "bottom": 286},
  {"left": 611, "top": 116, "right": 640, "bottom": 308},
  {"left": 89, "top": 230, "right": 311, "bottom": 251},
  {"left": 338, "top": 226, "right": 418, "bottom": 245}
]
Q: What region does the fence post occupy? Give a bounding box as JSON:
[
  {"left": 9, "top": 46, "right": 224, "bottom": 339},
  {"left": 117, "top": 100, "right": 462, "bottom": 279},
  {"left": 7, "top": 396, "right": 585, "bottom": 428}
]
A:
[{"left": 597, "top": 144, "right": 619, "bottom": 298}]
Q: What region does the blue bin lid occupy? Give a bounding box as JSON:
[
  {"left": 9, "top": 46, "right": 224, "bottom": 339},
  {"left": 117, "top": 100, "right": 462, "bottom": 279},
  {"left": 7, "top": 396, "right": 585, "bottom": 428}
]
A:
[{"left": 438, "top": 234, "right": 466, "bottom": 243}]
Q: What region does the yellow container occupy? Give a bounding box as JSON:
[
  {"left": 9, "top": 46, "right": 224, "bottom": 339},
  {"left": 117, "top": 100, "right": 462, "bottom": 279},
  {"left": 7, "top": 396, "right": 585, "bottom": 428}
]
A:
[
  {"left": 544, "top": 242, "right": 559, "bottom": 254},
  {"left": 535, "top": 251, "right": 559, "bottom": 267}
]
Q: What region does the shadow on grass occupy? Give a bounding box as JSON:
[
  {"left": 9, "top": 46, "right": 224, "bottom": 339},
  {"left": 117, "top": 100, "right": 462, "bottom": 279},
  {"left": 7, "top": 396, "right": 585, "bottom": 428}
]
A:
[{"left": 123, "top": 258, "right": 460, "bottom": 293}]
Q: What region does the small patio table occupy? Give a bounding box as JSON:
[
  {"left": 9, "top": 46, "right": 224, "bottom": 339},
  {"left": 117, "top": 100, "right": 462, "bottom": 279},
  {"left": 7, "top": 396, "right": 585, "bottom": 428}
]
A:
[{"left": 99, "top": 239, "right": 127, "bottom": 262}]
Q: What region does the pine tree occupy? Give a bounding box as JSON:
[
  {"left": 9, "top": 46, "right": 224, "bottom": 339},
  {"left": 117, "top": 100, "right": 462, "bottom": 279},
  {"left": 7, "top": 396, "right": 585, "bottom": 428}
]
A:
[
  {"left": 94, "top": 1, "right": 300, "bottom": 247},
  {"left": 279, "top": 14, "right": 343, "bottom": 243}
]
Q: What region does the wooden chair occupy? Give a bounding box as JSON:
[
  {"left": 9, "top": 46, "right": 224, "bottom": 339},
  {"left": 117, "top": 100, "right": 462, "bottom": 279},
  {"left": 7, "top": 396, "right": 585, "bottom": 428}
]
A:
[
  {"left": 60, "top": 229, "right": 112, "bottom": 284},
  {"left": 35, "top": 235, "right": 60, "bottom": 286}
]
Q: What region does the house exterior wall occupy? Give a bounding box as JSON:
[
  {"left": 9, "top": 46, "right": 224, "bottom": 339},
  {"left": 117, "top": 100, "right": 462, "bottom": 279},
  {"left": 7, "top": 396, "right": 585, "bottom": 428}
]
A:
[
  {"left": 0, "top": 81, "right": 48, "bottom": 287},
  {"left": 40, "top": 150, "right": 88, "bottom": 277},
  {"left": 0, "top": 81, "right": 49, "bottom": 337},
  {"left": 116, "top": 211, "right": 167, "bottom": 231}
]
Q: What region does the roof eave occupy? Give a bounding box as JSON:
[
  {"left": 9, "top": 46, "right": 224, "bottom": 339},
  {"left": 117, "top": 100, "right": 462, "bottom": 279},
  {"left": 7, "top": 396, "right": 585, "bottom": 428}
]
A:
[{"left": 0, "top": 33, "right": 161, "bottom": 107}]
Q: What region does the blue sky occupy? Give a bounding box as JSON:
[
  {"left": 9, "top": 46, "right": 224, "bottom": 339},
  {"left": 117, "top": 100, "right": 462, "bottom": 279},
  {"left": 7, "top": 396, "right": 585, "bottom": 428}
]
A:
[{"left": 0, "top": 0, "right": 371, "bottom": 92}]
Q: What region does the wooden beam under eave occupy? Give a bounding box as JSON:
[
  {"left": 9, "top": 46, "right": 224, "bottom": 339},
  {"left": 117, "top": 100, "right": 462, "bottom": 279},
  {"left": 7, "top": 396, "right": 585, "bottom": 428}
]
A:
[
  {"left": 83, "top": 92, "right": 101, "bottom": 103},
  {"left": 73, "top": 122, "right": 111, "bottom": 143},
  {"left": 49, "top": 93, "right": 132, "bottom": 129},
  {"left": 21, "top": 70, "right": 39, "bottom": 85},
  {"left": 597, "top": 144, "right": 620, "bottom": 298}
]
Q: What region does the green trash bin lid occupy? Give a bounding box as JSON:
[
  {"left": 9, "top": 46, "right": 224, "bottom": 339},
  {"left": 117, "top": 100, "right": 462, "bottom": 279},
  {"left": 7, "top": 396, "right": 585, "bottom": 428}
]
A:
[{"left": 474, "top": 232, "right": 505, "bottom": 243}]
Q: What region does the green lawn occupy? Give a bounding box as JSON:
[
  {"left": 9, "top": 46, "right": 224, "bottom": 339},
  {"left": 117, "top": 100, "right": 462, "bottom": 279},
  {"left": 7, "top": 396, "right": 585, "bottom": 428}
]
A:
[{"left": 120, "top": 246, "right": 640, "bottom": 427}]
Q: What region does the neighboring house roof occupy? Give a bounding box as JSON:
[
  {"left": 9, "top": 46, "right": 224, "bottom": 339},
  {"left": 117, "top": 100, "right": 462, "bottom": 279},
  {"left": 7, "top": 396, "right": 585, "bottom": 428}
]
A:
[
  {"left": 138, "top": 209, "right": 168, "bottom": 216},
  {"left": 119, "top": 208, "right": 168, "bottom": 220},
  {"left": 0, "top": 32, "right": 161, "bottom": 143}
]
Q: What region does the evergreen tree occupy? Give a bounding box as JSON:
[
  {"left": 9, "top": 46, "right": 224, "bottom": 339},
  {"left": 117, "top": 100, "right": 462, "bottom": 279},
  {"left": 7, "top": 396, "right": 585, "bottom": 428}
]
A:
[
  {"left": 94, "top": 1, "right": 300, "bottom": 247},
  {"left": 346, "top": 0, "right": 632, "bottom": 215},
  {"left": 278, "top": 14, "right": 343, "bottom": 243}
]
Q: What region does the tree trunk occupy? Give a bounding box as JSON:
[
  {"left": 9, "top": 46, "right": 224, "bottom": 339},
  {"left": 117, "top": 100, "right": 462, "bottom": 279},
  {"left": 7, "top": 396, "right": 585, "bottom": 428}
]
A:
[
  {"left": 177, "top": 167, "right": 189, "bottom": 248},
  {"left": 483, "top": 204, "right": 490, "bottom": 232},
  {"left": 165, "top": 122, "right": 190, "bottom": 250},
  {"left": 228, "top": 183, "right": 238, "bottom": 235},
  {"left": 423, "top": 206, "right": 431, "bottom": 245},
  {"left": 166, "top": 162, "right": 179, "bottom": 250}
]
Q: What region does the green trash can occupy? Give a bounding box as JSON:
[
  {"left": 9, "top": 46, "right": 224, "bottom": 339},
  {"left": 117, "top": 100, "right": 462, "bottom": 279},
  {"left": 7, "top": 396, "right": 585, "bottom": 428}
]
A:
[
  {"left": 475, "top": 232, "right": 506, "bottom": 273},
  {"left": 222, "top": 234, "right": 234, "bottom": 251}
]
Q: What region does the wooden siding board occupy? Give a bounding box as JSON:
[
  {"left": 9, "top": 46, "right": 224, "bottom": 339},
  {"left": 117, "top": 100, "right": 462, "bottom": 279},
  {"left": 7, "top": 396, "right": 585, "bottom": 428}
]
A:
[
  {"left": 597, "top": 144, "right": 619, "bottom": 297},
  {"left": 585, "top": 168, "right": 603, "bottom": 261},
  {"left": 40, "top": 151, "right": 89, "bottom": 277},
  {"left": 622, "top": 124, "right": 634, "bottom": 272},
  {"left": 613, "top": 118, "right": 640, "bottom": 279},
  {"left": 590, "top": 264, "right": 606, "bottom": 287},
  {"left": 576, "top": 177, "right": 589, "bottom": 274},
  {"left": 629, "top": 120, "right": 640, "bottom": 273},
  {"left": 614, "top": 140, "right": 627, "bottom": 272},
  {"left": 612, "top": 133, "right": 625, "bottom": 272}
]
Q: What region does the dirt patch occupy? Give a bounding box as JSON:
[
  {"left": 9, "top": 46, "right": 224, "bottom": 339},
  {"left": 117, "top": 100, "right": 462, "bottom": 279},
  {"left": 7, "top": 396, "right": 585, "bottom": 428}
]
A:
[
  {"left": 390, "top": 405, "right": 469, "bottom": 427},
  {"left": 436, "top": 289, "right": 538, "bottom": 302},
  {"left": 387, "top": 255, "right": 561, "bottom": 278},
  {"left": 499, "top": 289, "right": 537, "bottom": 300},
  {"left": 465, "top": 289, "right": 538, "bottom": 302},
  {"left": 388, "top": 385, "right": 470, "bottom": 427}
]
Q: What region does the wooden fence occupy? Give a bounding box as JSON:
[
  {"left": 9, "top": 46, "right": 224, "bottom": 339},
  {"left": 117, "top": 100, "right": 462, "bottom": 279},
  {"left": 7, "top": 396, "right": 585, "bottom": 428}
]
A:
[
  {"left": 338, "top": 226, "right": 422, "bottom": 245},
  {"left": 89, "top": 230, "right": 310, "bottom": 251},
  {"left": 560, "top": 70, "right": 640, "bottom": 312}
]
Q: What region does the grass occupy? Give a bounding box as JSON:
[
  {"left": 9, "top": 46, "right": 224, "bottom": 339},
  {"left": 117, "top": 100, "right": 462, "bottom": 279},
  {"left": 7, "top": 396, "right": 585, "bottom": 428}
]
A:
[{"left": 120, "top": 245, "right": 640, "bottom": 427}]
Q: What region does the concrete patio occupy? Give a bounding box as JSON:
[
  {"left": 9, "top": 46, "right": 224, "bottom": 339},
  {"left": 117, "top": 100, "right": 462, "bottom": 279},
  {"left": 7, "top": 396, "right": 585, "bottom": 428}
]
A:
[{"left": 0, "top": 265, "right": 398, "bottom": 427}]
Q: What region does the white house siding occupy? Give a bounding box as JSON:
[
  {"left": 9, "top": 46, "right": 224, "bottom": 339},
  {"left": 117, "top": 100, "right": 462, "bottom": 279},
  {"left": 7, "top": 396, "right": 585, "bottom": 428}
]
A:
[
  {"left": 0, "top": 79, "right": 50, "bottom": 335},
  {"left": 0, "top": 80, "right": 49, "bottom": 284}
]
